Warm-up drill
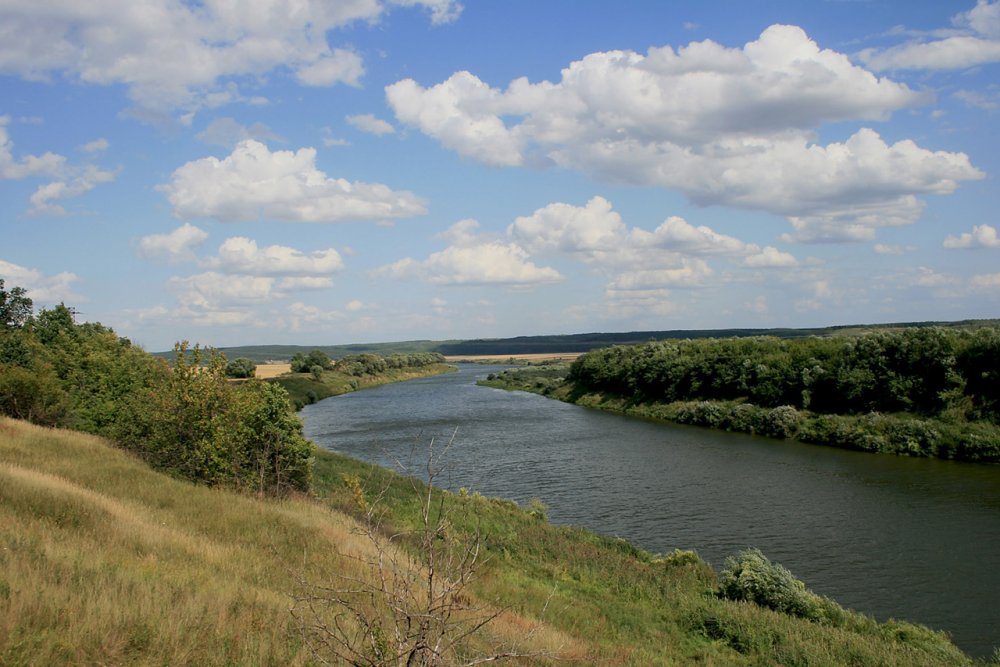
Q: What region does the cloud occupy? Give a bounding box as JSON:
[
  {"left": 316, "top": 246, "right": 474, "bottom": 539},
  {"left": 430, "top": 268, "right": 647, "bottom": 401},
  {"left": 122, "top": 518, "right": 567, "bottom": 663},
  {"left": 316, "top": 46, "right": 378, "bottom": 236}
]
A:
[
  {"left": 387, "top": 25, "right": 922, "bottom": 158},
  {"left": 277, "top": 276, "right": 335, "bottom": 291},
  {"left": 137, "top": 223, "right": 209, "bottom": 262},
  {"left": 744, "top": 246, "right": 799, "bottom": 268},
  {"left": 2, "top": 118, "right": 116, "bottom": 214},
  {"left": 912, "top": 267, "right": 958, "bottom": 288},
  {"left": 377, "top": 242, "right": 562, "bottom": 285},
  {"left": 197, "top": 118, "right": 283, "bottom": 149},
  {"left": 295, "top": 49, "right": 364, "bottom": 87},
  {"left": 0, "top": 116, "right": 64, "bottom": 179},
  {"left": 0, "top": 259, "right": 81, "bottom": 304},
  {"left": 435, "top": 218, "right": 485, "bottom": 246},
  {"left": 508, "top": 196, "right": 796, "bottom": 278},
  {"left": 347, "top": 114, "right": 396, "bottom": 136},
  {"left": 169, "top": 272, "right": 277, "bottom": 310},
  {"left": 508, "top": 196, "right": 627, "bottom": 258},
  {"left": 943, "top": 223, "right": 1000, "bottom": 249},
  {"left": 0, "top": 0, "right": 461, "bottom": 113},
  {"left": 600, "top": 288, "right": 679, "bottom": 319},
  {"left": 79, "top": 138, "right": 109, "bottom": 153},
  {"left": 971, "top": 273, "right": 1000, "bottom": 289},
  {"left": 858, "top": 1, "right": 1000, "bottom": 71},
  {"left": 858, "top": 36, "right": 1000, "bottom": 71},
  {"left": 607, "top": 261, "right": 713, "bottom": 290},
  {"left": 387, "top": 25, "right": 980, "bottom": 239},
  {"left": 160, "top": 140, "right": 428, "bottom": 223},
  {"left": 954, "top": 89, "right": 1000, "bottom": 111},
  {"left": 205, "top": 237, "right": 345, "bottom": 274},
  {"left": 28, "top": 164, "right": 116, "bottom": 216},
  {"left": 390, "top": 0, "right": 463, "bottom": 25},
  {"left": 874, "top": 243, "right": 915, "bottom": 255}
]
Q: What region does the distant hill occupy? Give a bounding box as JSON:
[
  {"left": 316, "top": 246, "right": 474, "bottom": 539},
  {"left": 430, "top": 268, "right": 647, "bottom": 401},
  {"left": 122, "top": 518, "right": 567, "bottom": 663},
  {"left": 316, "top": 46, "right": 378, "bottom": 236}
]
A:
[{"left": 154, "top": 319, "right": 999, "bottom": 361}]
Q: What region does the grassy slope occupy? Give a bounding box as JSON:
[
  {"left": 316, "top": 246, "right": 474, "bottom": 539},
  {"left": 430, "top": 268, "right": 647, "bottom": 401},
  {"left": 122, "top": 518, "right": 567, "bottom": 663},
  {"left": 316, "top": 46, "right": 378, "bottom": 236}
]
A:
[{"left": 1, "top": 417, "right": 973, "bottom": 665}]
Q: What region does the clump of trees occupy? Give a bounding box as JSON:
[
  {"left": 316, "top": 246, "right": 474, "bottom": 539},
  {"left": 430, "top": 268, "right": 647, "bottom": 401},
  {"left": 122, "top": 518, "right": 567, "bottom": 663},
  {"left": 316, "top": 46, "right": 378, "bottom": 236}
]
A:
[
  {"left": 568, "top": 329, "right": 1000, "bottom": 421},
  {"left": 225, "top": 357, "right": 257, "bottom": 378},
  {"left": 335, "top": 352, "right": 446, "bottom": 377},
  {"left": 290, "top": 349, "right": 333, "bottom": 373},
  {"left": 552, "top": 328, "right": 1000, "bottom": 461},
  {"left": 0, "top": 281, "right": 312, "bottom": 495}
]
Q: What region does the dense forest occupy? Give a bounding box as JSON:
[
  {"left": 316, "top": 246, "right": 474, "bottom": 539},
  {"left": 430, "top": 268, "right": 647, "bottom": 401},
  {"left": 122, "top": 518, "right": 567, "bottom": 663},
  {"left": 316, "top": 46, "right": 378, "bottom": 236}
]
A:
[{"left": 486, "top": 326, "right": 1000, "bottom": 462}]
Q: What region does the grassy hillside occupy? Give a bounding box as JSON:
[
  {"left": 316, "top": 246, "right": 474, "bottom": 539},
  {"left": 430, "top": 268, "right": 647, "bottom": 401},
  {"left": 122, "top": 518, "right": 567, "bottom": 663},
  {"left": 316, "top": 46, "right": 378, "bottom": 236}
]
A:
[{"left": 1, "top": 417, "right": 975, "bottom": 665}]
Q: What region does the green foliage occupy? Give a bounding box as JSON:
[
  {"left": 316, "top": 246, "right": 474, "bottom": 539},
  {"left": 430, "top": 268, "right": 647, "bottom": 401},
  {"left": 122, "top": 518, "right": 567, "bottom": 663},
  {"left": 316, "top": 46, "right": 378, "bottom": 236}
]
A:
[
  {"left": 290, "top": 349, "right": 333, "bottom": 373},
  {"left": 718, "top": 548, "right": 829, "bottom": 622},
  {"left": 0, "top": 364, "right": 69, "bottom": 426},
  {"left": 567, "top": 328, "right": 999, "bottom": 422},
  {"left": 115, "top": 342, "right": 312, "bottom": 495},
  {"left": 0, "top": 279, "right": 32, "bottom": 329},
  {"left": 0, "top": 285, "right": 314, "bottom": 497},
  {"left": 224, "top": 357, "right": 256, "bottom": 378}
]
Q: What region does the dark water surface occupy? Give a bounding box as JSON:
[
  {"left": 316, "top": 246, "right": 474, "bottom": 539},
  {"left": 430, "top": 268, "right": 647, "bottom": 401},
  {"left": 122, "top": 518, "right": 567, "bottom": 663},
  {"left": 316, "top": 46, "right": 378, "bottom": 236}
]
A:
[{"left": 301, "top": 364, "right": 1000, "bottom": 657}]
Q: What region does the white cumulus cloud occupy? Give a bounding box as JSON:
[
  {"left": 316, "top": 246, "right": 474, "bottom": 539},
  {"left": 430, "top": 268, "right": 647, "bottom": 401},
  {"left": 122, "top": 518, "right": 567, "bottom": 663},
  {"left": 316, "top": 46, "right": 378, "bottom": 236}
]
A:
[
  {"left": 0, "top": 116, "right": 64, "bottom": 180},
  {"left": 0, "top": 259, "right": 81, "bottom": 304},
  {"left": 378, "top": 242, "right": 562, "bottom": 286},
  {"left": 206, "top": 237, "right": 345, "bottom": 275},
  {"left": 137, "top": 223, "right": 210, "bottom": 262},
  {"left": 388, "top": 25, "right": 982, "bottom": 240},
  {"left": 347, "top": 114, "right": 396, "bottom": 136},
  {"left": 0, "top": 0, "right": 461, "bottom": 113},
  {"left": 28, "top": 164, "right": 116, "bottom": 216},
  {"left": 160, "top": 140, "right": 428, "bottom": 223},
  {"left": 859, "top": 1, "right": 1000, "bottom": 72},
  {"left": 943, "top": 223, "right": 1000, "bottom": 249}
]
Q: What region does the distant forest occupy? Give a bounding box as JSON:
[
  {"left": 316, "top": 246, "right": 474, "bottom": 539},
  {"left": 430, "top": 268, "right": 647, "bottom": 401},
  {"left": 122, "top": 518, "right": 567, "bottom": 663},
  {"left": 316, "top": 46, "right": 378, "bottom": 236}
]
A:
[{"left": 170, "top": 319, "right": 1000, "bottom": 362}]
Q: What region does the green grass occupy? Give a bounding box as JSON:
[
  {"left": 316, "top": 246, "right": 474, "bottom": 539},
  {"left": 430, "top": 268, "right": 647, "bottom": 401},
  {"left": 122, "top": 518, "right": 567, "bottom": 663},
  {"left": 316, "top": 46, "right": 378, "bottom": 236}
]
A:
[{"left": 1, "top": 417, "right": 977, "bottom": 665}]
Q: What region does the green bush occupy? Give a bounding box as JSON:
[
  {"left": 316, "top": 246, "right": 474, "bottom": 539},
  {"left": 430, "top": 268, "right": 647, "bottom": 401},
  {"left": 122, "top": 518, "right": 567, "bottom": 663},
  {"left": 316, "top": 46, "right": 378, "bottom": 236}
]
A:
[{"left": 718, "top": 548, "right": 825, "bottom": 621}]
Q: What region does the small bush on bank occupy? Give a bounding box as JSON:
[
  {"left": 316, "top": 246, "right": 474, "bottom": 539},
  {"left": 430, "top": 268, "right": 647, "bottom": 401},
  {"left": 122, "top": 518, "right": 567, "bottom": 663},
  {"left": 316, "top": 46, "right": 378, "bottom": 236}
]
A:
[{"left": 718, "top": 548, "right": 826, "bottom": 621}]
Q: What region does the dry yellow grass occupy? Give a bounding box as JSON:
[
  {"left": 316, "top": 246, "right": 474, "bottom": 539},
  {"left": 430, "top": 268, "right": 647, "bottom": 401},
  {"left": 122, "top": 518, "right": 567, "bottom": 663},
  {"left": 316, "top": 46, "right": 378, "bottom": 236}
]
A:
[
  {"left": 0, "top": 418, "right": 577, "bottom": 666},
  {"left": 254, "top": 363, "right": 292, "bottom": 379}
]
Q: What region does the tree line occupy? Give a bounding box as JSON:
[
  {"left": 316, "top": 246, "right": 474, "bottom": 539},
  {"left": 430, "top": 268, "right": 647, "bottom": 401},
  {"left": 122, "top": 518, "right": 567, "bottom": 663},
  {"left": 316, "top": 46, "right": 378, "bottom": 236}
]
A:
[
  {"left": 0, "top": 280, "right": 312, "bottom": 495},
  {"left": 492, "top": 327, "right": 1000, "bottom": 461},
  {"left": 568, "top": 328, "right": 999, "bottom": 422}
]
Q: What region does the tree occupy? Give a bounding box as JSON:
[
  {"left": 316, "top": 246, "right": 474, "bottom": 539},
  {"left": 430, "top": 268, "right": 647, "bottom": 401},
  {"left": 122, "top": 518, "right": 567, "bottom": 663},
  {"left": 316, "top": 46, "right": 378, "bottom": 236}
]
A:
[
  {"left": 0, "top": 279, "right": 33, "bottom": 329},
  {"left": 225, "top": 357, "right": 257, "bottom": 379}
]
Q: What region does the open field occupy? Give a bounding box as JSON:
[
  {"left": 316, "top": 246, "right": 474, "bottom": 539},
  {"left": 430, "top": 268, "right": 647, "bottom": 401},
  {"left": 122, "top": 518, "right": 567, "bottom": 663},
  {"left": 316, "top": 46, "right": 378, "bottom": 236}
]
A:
[
  {"left": 253, "top": 362, "right": 291, "bottom": 379},
  {"left": 444, "top": 352, "right": 583, "bottom": 363}
]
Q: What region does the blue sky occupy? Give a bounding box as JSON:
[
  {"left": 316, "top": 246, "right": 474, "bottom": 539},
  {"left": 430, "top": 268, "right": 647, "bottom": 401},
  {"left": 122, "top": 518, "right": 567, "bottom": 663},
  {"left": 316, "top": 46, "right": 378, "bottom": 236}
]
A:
[{"left": 1, "top": 0, "right": 998, "bottom": 351}]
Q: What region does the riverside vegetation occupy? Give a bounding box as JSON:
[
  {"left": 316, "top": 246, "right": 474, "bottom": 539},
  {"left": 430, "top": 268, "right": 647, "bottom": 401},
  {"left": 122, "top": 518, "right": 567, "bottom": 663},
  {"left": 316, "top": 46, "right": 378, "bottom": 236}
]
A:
[
  {"left": 481, "top": 326, "right": 1000, "bottom": 463},
  {"left": 0, "top": 281, "right": 988, "bottom": 664}
]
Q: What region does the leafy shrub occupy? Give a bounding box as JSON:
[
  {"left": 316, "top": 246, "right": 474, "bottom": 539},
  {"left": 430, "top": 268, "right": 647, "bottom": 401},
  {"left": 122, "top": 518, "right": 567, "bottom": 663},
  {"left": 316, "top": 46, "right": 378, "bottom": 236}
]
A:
[
  {"left": 718, "top": 548, "right": 825, "bottom": 621},
  {"left": 0, "top": 364, "right": 69, "bottom": 426},
  {"left": 761, "top": 405, "right": 802, "bottom": 439},
  {"left": 658, "top": 548, "right": 704, "bottom": 568}
]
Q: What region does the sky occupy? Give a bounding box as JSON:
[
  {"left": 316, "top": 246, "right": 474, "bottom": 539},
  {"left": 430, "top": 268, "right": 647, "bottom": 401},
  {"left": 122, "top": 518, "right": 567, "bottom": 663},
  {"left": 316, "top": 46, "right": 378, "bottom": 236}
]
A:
[{"left": 1, "top": 0, "right": 999, "bottom": 352}]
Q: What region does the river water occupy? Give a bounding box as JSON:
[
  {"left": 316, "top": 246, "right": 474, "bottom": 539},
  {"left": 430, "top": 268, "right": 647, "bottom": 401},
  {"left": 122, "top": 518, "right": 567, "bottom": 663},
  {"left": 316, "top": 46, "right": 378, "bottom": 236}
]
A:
[{"left": 301, "top": 364, "right": 1000, "bottom": 658}]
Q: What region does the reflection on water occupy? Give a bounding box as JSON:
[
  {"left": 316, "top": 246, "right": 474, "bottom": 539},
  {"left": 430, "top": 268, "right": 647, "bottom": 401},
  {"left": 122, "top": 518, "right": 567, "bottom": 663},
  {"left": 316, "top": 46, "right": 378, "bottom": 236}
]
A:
[{"left": 302, "top": 364, "right": 1000, "bottom": 657}]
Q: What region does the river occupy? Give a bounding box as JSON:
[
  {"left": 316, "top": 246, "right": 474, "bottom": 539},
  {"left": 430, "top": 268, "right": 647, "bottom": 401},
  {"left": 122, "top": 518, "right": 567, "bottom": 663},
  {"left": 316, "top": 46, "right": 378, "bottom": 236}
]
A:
[{"left": 301, "top": 363, "right": 1000, "bottom": 658}]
